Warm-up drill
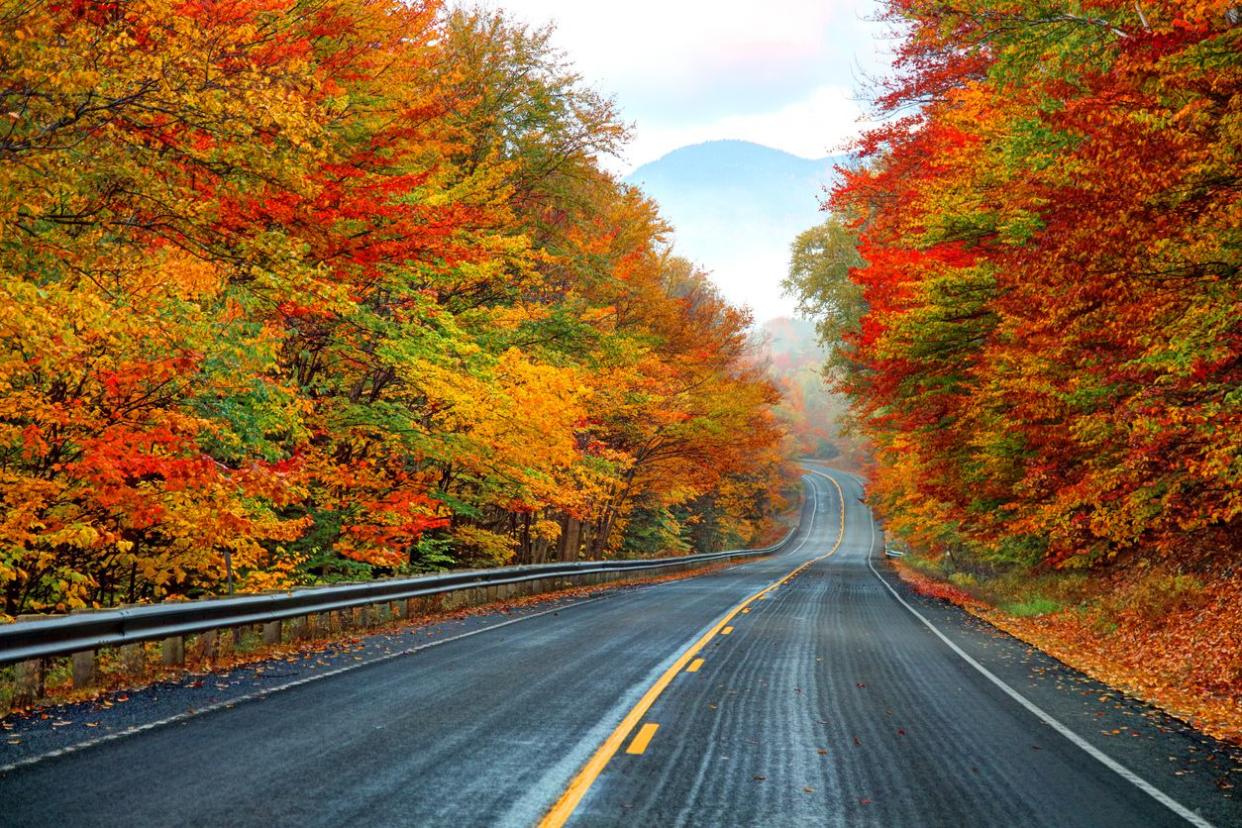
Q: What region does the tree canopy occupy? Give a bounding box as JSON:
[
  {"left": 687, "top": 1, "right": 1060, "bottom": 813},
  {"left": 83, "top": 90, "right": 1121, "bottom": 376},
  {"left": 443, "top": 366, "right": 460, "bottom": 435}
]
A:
[
  {"left": 0, "top": 1, "right": 792, "bottom": 615},
  {"left": 791, "top": 0, "right": 1241, "bottom": 568}
]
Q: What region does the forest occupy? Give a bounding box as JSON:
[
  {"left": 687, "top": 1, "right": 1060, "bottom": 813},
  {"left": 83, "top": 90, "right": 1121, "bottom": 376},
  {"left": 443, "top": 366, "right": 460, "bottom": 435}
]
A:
[
  {"left": 0, "top": 0, "right": 794, "bottom": 617},
  {"left": 796, "top": 0, "right": 1239, "bottom": 570},
  {"left": 788, "top": 0, "right": 1241, "bottom": 729}
]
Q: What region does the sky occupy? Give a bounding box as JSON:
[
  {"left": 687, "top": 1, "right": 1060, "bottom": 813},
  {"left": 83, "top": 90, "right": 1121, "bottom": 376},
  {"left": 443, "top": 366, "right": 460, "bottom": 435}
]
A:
[
  {"left": 498, "top": 0, "right": 889, "bottom": 171},
  {"left": 492, "top": 1, "right": 892, "bottom": 321}
]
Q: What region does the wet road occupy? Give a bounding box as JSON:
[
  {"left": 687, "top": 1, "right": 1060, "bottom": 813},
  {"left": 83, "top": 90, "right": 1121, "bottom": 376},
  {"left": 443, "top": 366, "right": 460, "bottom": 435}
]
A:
[{"left": 2, "top": 469, "right": 1237, "bottom": 827}]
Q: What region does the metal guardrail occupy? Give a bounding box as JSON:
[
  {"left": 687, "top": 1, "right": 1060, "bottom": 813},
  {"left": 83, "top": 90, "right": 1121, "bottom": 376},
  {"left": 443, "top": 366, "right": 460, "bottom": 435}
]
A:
[{"left": 0, "top": 510, "right": 806, "bottom": 667}]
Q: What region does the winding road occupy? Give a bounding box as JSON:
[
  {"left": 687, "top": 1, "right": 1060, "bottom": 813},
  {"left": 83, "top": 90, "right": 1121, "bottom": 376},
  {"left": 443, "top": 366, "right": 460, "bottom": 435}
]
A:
[{"left": 2, "top": 468, "right": 1239, "bottom": 827}]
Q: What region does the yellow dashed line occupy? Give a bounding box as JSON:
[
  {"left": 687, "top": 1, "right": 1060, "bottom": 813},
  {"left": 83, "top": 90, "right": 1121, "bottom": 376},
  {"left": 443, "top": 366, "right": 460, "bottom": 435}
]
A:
[
  {"left": 626, "top": 723, "right": 659, "bottom": 755},
  {"left": 687, "top": 658, "right": 705, "bottom": 673},
  {"left": 539, "top": 471, "right": 848, "bottom": 828},
  {"left": 721, "top": 626, "right": 734, "bottom": 636}
]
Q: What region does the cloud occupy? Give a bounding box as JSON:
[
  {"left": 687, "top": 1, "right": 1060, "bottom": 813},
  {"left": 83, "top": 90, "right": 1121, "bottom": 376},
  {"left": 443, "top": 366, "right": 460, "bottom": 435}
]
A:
[
  {"left": 490, "top": 1, "right": 887, "bottom": 167},
  {"left": 501, "top": 3, "right": 884, "bottom": 106}
]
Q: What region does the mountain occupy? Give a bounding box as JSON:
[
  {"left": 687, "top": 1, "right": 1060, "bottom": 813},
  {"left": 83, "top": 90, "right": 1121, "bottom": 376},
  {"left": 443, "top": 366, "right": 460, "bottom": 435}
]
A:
[{"left": 624, "top": 140, "right": 845, "bottom": 322}]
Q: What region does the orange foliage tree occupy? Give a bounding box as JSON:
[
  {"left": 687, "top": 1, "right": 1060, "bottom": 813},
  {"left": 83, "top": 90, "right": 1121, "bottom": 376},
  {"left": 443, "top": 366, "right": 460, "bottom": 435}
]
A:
[
  {"left": 0, "top": 1, "right": 791, "bottom": 615},
  {"left": 800, "top": 1, "right": 1240, "bottom": 568}
]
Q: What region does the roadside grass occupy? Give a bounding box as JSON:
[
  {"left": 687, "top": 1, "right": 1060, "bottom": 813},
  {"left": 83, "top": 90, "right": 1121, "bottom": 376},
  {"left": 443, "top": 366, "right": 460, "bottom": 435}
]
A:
[
  {"left": 901, "top": 554, "right": 1087, "bottom": 615},
  {"left": 1002, "top": 597, "right": 1062, "bottom": 617}
]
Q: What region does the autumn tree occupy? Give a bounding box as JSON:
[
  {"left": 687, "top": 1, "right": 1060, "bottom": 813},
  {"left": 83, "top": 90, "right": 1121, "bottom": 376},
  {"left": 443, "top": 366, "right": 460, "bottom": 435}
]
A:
[
  {"left": 794, "top": 0, "right": 1241, "bottom": 568},
  {"left": 0, "top": 1, "right": 792, "bottom": 615}
]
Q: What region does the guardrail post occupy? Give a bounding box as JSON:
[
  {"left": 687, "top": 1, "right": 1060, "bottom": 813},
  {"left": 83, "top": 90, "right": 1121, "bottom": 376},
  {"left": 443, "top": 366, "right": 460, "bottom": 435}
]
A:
[
  {"left": 161, "top": 636, "right": 185, "bottom": 666},
  {"left": 71, "top": 649, "right": 98, "bottom": 688},
  {"left": 120, "top": 643, "right": 145, "bottom": 675},
  {"left": 196, "top": 631, "right": 217, "bottom": 662},
  {"left": 13, "top": 658, "right": 45, "bottom": 706},
  {"left": 262, "top": 620, "right": 282, "bottom": 645},
  {"left": 215, "top": 629, "right": 233, "bottom": 659}
]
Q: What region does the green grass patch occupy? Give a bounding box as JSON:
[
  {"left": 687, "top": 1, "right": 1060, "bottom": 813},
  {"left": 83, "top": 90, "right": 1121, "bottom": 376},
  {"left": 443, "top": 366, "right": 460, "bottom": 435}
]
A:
[{"left": 1002, "top": 597, "right": 1062, "bottom": 617}]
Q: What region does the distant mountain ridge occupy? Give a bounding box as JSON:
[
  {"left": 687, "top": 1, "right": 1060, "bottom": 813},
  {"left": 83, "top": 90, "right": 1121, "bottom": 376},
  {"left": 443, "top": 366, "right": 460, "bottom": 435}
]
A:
[
  {"left": 624, "top": 140, "right": 845, "bottom": 322},
  {"left": 627, "top": 140, "right": 842, "bottom": 219}
]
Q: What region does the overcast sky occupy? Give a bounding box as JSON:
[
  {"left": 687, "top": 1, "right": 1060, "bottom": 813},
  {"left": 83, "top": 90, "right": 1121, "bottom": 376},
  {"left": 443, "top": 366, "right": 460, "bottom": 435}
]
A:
[{"left": 496, "top": 1, "right": 890, "bottom": 172}]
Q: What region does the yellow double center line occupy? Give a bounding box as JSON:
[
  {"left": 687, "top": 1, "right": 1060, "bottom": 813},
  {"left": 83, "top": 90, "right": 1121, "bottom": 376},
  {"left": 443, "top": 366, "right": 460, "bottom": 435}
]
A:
[{"left": 539, "top": 471, "right": 848, "bottom": 827}]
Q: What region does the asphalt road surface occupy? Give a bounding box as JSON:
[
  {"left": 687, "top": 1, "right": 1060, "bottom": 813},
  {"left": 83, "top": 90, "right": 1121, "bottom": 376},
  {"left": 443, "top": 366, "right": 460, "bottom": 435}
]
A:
[{"left": 2, "top": 469, "right": 1239, "bottom": 827}]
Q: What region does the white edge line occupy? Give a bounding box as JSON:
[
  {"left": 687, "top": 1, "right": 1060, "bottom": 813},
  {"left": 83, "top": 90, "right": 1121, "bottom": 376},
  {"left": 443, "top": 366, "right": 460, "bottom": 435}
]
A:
[
  {"left": 0, "top": 596, "right": 607, "bottom": 775},
  {"left": 865, "top": 545, "right": 1214, "bottom": 828}
]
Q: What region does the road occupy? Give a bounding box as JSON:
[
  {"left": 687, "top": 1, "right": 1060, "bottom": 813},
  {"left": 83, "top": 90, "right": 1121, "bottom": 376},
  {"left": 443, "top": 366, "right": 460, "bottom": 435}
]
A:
[{"left": 2, "top": 469, "right": 1239, "bottom": 827}]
